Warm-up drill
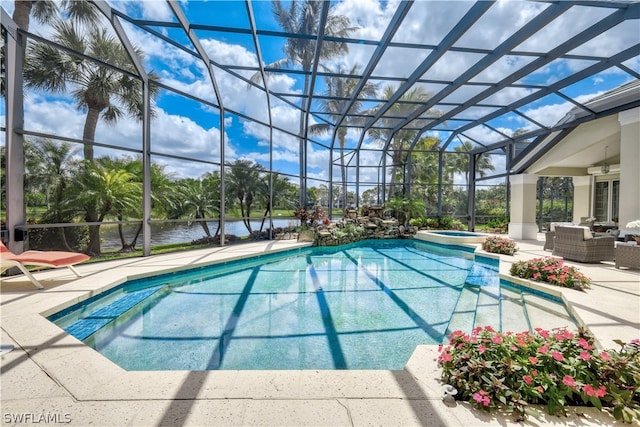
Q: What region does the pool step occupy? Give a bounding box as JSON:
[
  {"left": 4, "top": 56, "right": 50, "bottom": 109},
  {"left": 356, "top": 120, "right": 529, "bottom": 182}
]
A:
[
  {"left": 464, "top": 262, "right": 499, "bottom": 287},
  {"left": 473, "top": 283, "right": 501, "bottom": 331},
  {"left": 445, "top": 286, "right": 480, "bottom": 336},
  {"left": 500, "top": 287, "right": 531, "bottom": 332},
  {"left": 65, "top": 285, "right": 167, "bottom": 341},
  {"left": 523, "top": 293, "right": 574, "bottom": 330}
]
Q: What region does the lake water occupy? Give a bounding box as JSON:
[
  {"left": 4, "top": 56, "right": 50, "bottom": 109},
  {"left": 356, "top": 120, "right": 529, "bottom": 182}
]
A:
[{"left": 100, "top": 218, "right": 295, "bottom": 249}]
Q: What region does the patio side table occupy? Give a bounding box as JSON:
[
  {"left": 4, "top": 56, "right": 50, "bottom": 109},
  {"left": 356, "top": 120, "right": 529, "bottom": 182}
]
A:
[{"left": 615, "top": 243, "right": 640, "bottom": 270}]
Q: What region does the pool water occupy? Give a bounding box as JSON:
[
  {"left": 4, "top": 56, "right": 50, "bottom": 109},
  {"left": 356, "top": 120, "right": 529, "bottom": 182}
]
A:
[{"left": 49, "top": 240, "right": 577, "bottom": 371}]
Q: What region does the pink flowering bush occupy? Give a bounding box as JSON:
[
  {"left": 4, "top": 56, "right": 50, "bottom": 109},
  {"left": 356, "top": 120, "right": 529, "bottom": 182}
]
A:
[
  {"left": 509, "top": 257, "right": 591, "bottom": 289},
  {"left": 438, "top": 326, "right": 640, "bottom": 423},
  {"left": 482, "top": 236, "right": 517, "bottom": 255}
]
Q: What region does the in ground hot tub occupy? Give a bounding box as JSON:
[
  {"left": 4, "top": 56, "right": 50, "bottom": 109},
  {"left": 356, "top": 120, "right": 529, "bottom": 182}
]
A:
[{"left": 415, "top": 230, "right": 487, "bottom": 245}]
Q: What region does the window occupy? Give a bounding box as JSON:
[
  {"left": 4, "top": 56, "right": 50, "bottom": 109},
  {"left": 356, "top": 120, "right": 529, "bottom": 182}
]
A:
[{"left": 594, "top": 179, "right": 619, "bottom": 223}]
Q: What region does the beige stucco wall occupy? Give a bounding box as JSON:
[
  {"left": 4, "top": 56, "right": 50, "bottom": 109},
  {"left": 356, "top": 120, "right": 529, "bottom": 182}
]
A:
[
  {"left": 618, "top": 108, "right": 640, "bottom": 230},
  {"left": 572, "top": 176, "right": 592, "bottom": 223},
  {"left": 508, "top": 174, "right": 538, "bottom": 240}
]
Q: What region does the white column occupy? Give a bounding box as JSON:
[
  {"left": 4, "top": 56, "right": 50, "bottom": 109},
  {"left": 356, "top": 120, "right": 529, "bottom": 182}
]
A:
[
  {"left": 572, "top": 176, "right": 592, "bottom": 224},
  {"left": 508, "top": 174, "right": 539, "bottom": 240},
  {"left": 618, "top": 108, "right": 640, "bottom": 229}
]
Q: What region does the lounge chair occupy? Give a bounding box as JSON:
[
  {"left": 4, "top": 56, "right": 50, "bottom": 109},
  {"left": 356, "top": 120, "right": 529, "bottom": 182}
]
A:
[
  {"left": 552, "top": 226, "right": 615, "bottom": 263},
  {"left": 0, "top": 242, "right": 90, "bottom": 289}
]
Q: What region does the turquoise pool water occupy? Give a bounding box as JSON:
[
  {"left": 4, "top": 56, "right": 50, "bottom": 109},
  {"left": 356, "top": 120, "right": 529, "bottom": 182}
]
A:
[{"left": 49, "top": 240, "right": 577, "bottom": 371}]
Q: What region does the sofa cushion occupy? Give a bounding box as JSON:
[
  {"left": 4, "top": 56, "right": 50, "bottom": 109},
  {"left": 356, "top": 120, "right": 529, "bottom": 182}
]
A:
[
  {"left": 577, "top": 225, "right": 593, "bottom": 240},
  {"left": 550, "top": 222, "right": 573, "bottom": 231}
]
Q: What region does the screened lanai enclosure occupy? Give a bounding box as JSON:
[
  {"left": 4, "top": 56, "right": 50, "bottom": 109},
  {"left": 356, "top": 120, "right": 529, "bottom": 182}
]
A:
[{"left": 2, "top": 0, "right": 639, "bottom": 256}]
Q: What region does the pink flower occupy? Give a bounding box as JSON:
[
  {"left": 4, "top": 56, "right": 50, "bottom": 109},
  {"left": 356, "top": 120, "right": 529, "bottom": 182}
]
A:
[
  {"left": 440, "top": 352, "right": 452, "bottom": 362},
  {"left": 537, "top": 386, "right": 544, "bottom": 394},
  {"left": 562, "top": 375, "right": 577, "bottom": 388},
  {"left": 579, "top": 352, "right": 591, "bottom": 361},
  {"left": 577, "top": 338, "right": 593, "bottom": 350},
  {"left": 551, "top": 351, "right": 564, "bottom": 361},
  {"left": 600, "top": 351, "right": 611, "bottom": 361},
  {"left": 478, "top": 345, "right": 486, "bottom": 354},
  {"left": 537, "top": 329, "right": 550, "bottom": 339},
  {"left": 473, "top": 390, "right": 491, "bottom": 407},
  {"left": 538, "top": 346, "right": 548, "bottom": 354},
  {"left": 528, "top": 356, "right": 539, "bottom": 364},
  {"left": 523, "top": 375, "right": 533, "bottom": 385},
  {"left": 492, "top": 335, "right": 502, "bottom": 344},
  {"left": 532, "top": 370, "right": 538, "bottom": 377},
  {"left": 533, "top": 272, "right": 541, "bottom": 279},
  {"left": 583, "top": 384, "right": 606, "bottom": 397}
]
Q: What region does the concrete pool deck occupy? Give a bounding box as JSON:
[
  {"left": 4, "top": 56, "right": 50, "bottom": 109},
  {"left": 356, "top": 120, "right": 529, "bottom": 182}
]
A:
[{"left": 1, "top": 236, "right": 638, "bottom": 426}]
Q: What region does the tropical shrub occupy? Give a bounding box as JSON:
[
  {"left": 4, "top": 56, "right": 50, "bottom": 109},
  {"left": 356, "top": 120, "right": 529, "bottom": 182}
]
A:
[
  {"left": 294, "top": 205, "right": 326, "bottom": 227},
  {"left": 482, "top": 236, "right": 517, "bottom": 255},
  {"left": 510, "top": 257, "right": 591, "bottom": 289},
  {"left": 438, "top": 326, "right": 640, "bottom": 423},
  {"left": 409, "top": 216, "right": 465, "bottom": 230}
]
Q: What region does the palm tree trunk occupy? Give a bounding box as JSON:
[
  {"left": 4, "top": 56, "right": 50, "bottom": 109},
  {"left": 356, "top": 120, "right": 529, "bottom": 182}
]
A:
[
  {"left": 117, "top": 217, "right": 127, "bottom": 249},
  {"left": 56, "top": 227, "right": 73, "bottom": 252},
  {"left": 82, "top": 107, "right": 100, "bottom": 161},
  {"left": 53, "top": 187, "right": 73, "bottom": 251},
  {"left": 82, "top": 107, "right": 101, "bottom": 254},
  {"left": 197, "top": 214, "right": 212, "bottom": 237},
  {"left": 86, "top": 218, "right": 101, "bottom": 255},
  {"left": 213, "top": 218, "right": 221, "bottom": 238},
  {"left": 259, "top": 204, "right": 271, "bottom": 233},
  {"left": 122, "top": 222, "right": 144, "bottom": 252},
  {"left": 12, "top": 1, "right": 33, "bottom": 30}
]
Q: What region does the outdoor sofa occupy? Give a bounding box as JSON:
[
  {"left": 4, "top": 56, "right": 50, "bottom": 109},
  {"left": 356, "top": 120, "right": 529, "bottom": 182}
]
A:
[{"left": 552, "top": 225, "right": 615, "bottom": 263}]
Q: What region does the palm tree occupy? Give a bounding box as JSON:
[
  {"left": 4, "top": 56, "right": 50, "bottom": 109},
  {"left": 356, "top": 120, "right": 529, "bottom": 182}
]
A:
[
  {"left": 409, "top": 136, "right": 441, "bottom": 211},
  {"left": 368, "top": 85, "right": 437, "bottom": 199},
  {"left": 24, "top": 19, "right": 158, "bottom": 254},
  {"left": 251, "top": 0, "right": 356, "bottom": 205},
  {"left": 12, "top": 0, "right": 97, "bottom": 31},
  {"left": 175, "top": 178, "right": 220, "bottom": 239},
  {"left": 100, "top": 156, "right": 176, "bottom": 252},
  {"left": 257, "top": 173, "right": 297, "bottom": 234},
  {"left": 67, "top": 162, "right": 141, "bottom": 255},
  {"left": 309, "top": 64, "right": 377, "bottom": 213},
  {"left": 23, "top": 138, "right": 79, "bottom": 250},
  {"left": 449, "top": 140, "right": 496, "bottom": 187},
  {"left": 226, "top": 160, "right": 265, "bottom": 234},
  {"left": 25, "top": 20, "right": 157, "bottom": 161}
]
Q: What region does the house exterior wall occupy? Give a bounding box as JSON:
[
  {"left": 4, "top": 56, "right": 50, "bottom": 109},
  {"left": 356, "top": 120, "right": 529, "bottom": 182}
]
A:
[
  {"left": 618, "top": 108, "right": 640, "bottom": 232},
  {"left": 572, "top": 176, "right": 592, "bottom": 223},
  {"left": 508, "top": 174, "right": 539, "bottom": 240}
]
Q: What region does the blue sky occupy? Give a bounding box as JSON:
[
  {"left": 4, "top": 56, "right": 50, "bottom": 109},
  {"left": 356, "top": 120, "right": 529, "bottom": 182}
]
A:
[{"left": 2, "top": 0, "right": 638, "bottom": 187}]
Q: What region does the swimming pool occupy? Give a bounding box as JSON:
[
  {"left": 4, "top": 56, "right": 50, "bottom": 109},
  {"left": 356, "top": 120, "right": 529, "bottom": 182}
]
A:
[{"left": 49, "top": 239, "right": 577, "bottom": 371}]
